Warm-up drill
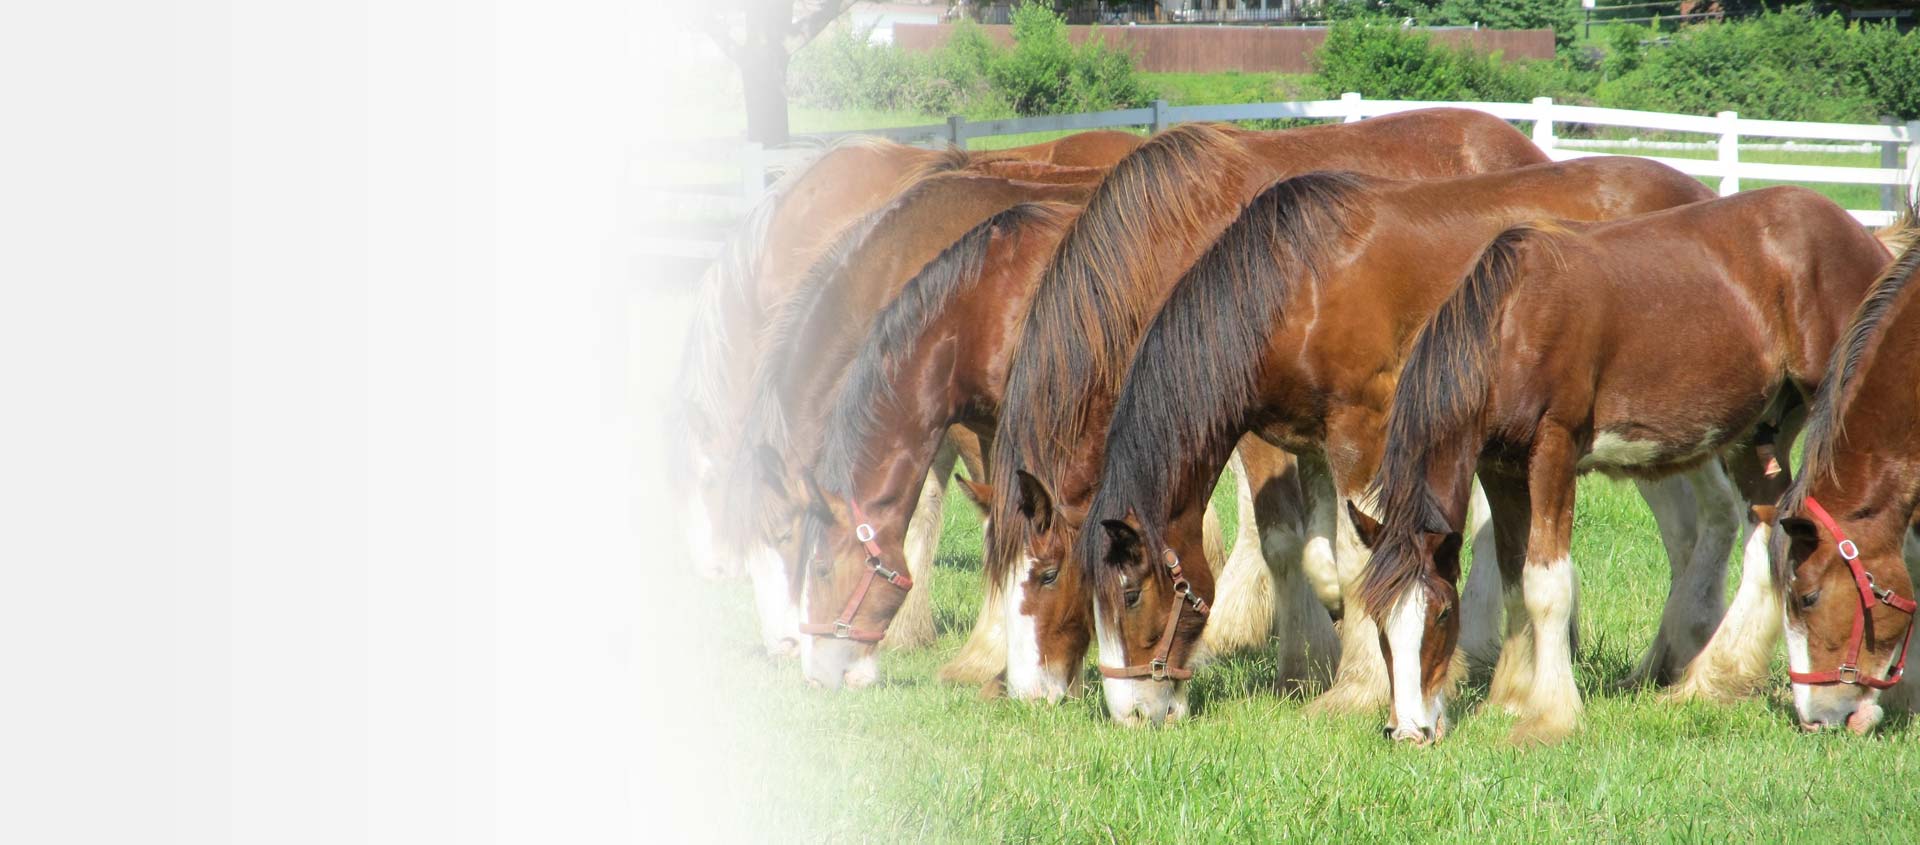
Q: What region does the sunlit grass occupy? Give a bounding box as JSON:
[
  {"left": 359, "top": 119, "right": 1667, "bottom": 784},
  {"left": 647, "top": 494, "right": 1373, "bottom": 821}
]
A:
[{"left": 694, "top": 472, "right": 1920, "bottom": 841}]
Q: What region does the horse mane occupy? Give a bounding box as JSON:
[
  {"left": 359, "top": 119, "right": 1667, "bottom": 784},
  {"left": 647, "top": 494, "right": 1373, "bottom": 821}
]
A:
[
  {"left": 725, "top": 168, "right": 1016, "bottom": 542},
  {"left": 672, "top": 137, "right": 972, "bottom": 458},
  {"left": 1079, "top": 172, "right": 1367, "bottom": 600},
  {"left": 1788, "top": 238, "right": 1920, "bottom": 509},
  {"left": 986, "top": 122, "right": 1260, "bottom": 584},
  {"left": 1358, "top": 224, "right": 1559, "bottom": 620},
  {"left": 814, "top": 201, "right": 1074, "bottom": 498}
]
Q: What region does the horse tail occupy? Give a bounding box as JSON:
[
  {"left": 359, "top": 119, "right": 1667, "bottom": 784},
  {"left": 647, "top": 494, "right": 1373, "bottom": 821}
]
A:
[{"left": 1358, "top": 224, "right": 1547, "bottom": 620}]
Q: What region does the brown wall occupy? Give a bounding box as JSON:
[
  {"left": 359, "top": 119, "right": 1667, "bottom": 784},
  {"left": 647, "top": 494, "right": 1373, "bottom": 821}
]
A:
[{"left": 893, "top": 24, "right": 1554, "bottom": 74}]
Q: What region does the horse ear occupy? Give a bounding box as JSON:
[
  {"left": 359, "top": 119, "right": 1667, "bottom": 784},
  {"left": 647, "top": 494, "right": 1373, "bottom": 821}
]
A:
[
  {"left": 1430, "top": 531, "right": 1465, "bottom": 583},
  {"left": 1780, "top": 515, "right": 1818, "bottom": 545},
  {"left": 800, "top": 472, "right": 834, "bottom": 521},
  {"left": 1347, "top": 501, "right": 1383, "bottom": 549},
  {"left": 954, "top": 478, "right": 994, "bottom": 516},
  {"left": 754, "top": 444, "right": 788, "bottom": 491},
  {"left": 1750, "top": 504, "right": 1777, "bottom": 525},
  {"left": 1014, "top": 470, "right": 1055, "bottom": 535},
  {"left": 1100, "top": 518, "right": 1144, "bottom": 567}
]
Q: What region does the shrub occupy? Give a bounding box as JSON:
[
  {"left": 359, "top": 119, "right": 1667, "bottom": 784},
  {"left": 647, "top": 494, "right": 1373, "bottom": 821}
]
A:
[
  {"left": 1313, "top": 18, "right": 1539, "bottom": 102},
  {"left": 789, "top": 3, "right": 1150, "bottom": 118},
  {"left": 1596, "top": 8, "right": 1920, "bottom": 122},
  {"left": 1321, "top": 0, "right": 1581, "bottom": 48}
]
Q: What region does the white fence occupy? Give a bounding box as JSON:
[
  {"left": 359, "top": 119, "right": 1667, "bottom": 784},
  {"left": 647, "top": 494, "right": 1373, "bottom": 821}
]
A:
[{"left": 652, "top": 94, "right": 1920, "bottom": 258}]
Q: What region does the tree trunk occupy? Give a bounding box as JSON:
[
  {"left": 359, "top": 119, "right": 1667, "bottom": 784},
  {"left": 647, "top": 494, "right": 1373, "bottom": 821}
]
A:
[{"left": 740, "top": 46, "right": 791, "bottom": 146}]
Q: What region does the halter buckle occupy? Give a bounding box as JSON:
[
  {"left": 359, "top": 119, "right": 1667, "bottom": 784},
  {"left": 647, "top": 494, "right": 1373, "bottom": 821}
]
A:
[
  {"left": 1149, "top": 658, "right": 1169, "bottom": 681},
  {"left": 832, "top": 620, "right": 854, "bottom": 639},
  {"left": 855, "top": 523, "right": 877, "bottom": 543},
  {"left": 1837, "top": 663, "right": 1861, "bottom": 685},
  {"left": 1837, "top": 539, "right": 1860, "bottom": 561},
  {"left": 872, "top": 560, "right": 902, "bottom": 583}
]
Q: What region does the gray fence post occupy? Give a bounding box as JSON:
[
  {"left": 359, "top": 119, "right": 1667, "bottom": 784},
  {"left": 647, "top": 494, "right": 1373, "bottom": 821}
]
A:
[
  {"left": 740, "top": 141, "right": 765, "bottom": 208},
  {"left": 947, "top": 115, "right": 967, "bottom": 150},
  {"left": 1717, "top": 111, "right": 1740, "bottom": 197},
  {"left": 1884, "top": 115, "right": 1903, "bottom": 212},
  {"left": 1151, "top": 99, "right": 1168, "bottom": 135}
]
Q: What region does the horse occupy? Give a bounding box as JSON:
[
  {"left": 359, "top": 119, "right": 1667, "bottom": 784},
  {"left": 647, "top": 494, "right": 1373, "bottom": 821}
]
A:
[
  {"left": 1354, "top": 186, "right": 1895, "bottom": 744},
  {"left": 1077, "top": 158, "right": 1714, "bottom": 726},
  {"left": 667, "top": 132, "right": 1139, "bottom": 652},
  {"left": 725, "top": 169, "right": 1111, "bottom": 688},
  {"left": 1762, "top": 238, "right": 1920, "bottom": 734},
  {"left": 983, "top": 109, "right": 1552, "bottom": 718}
]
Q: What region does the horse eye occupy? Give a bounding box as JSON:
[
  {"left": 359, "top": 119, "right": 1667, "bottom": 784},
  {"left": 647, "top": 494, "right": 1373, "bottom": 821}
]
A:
[
  {"left": 1799, "top": 590, "right": 1821, "bottom": 610},
  {"left": 1435, "top": 604, "right": 1453, "bottom": 622},
  {"left": 1040, "top": 568, "right": 1059, "bottom": 587},
  {"left": 1123, "top": 588, "right": 1142, "bottom": 608}
]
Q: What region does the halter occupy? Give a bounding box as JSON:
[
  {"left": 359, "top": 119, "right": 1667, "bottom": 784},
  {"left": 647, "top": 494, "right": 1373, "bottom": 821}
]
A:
[
  {"left": 1786, "top": 495, "right": 1918, "bottom": 689},
  {"left": 798, "top": 500, "right": 913, "bottom": 643},
  {"left": 1099, "top": 548, "right": 1210, "bottom": 682}
]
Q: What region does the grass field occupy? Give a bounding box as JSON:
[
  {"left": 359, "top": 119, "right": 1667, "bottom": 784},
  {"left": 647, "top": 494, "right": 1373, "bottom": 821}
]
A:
[{"left": 691, "top": 471, "right": 1920, "bottom": 842}]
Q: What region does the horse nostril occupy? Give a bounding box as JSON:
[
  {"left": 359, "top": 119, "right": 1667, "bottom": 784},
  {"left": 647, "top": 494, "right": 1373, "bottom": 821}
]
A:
[
  {"left": 1382, "top": 726, "right": 1395, "bottom": 741},
  {"left": 1421, "top": 725, "right": 1435, "bottom": 742}
]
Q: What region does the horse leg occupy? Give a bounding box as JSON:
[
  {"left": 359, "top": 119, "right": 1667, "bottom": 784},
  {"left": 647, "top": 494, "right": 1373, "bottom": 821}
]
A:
[
  {"left": 1298, "top": 451, "right": 1345, "bottom": 616},
  {"left": 1632, "top": 462, "right": 1740, "bottom": 687},
  {"left": 1513, "top": 429, "right": 1583, "bottom": 744},
  {"left": 886, "top": 434, "right": 956, "bottom": 651},
  {"left": 1458, "top": 475, "right": 1504, "bottom": 676},
  {"left": 1669, "top": 432, "right": 1800, "bottom": 702},
  {"left": 1222, "top": 438, "right": 1338, "bottom": 693},
  {"left": 1200, "top": 444, "right": 1278, "bottom": 657},
  {"left": 1619, "top": 472, "right": 1695, "bottom": 687},
  {"left": 938, "top": 426, "right": 1009, "bottom": 684},
  {"left": 1304, "top": 448, "right": 1390, "bottom": 716},
  {"left": 1482, "top": 472, "right": 1535, "bottom": 714}
]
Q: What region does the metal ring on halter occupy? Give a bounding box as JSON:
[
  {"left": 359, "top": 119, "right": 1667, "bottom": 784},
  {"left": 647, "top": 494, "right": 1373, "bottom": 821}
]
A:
[
  {"left": 855, "top": 523, "right": 876, "bottom": 543},
  {"left": 1837, "top": 538, "right": 1859, "bottom": 560}
]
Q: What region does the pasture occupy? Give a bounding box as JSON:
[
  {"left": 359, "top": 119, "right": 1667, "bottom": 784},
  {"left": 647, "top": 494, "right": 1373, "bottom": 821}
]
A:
[{"left": 699, "top": 470, "right": 1920, "bottom": 842}]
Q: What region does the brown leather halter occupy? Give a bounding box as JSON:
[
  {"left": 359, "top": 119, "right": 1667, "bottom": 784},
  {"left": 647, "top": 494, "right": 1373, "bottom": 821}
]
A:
[
  {"left": 1099, "top": 548, "right": 1210, "bottom": 682},
  {"left": 798, "top": 500, "right": 913, "bottom": 643},
  {"left": 1787, "top": 495, "right": 1917, "bottom": 689}
]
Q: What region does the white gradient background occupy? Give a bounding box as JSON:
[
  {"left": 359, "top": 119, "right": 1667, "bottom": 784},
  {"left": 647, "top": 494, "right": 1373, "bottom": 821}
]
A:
[{"left": 1, "top": 2, "right": 742, "bottom": 842}]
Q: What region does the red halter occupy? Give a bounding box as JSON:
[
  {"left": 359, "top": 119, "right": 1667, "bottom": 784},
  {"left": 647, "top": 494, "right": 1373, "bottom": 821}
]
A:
[
  {"left": 1786, "top": 495, "right": 1918, "bottom": 689},
  {"left": 1099, "top": 548, "right": 1210, "bottom": 682},
  {"left": 798, "top": 500, "right": 913, "bottom": 644}
]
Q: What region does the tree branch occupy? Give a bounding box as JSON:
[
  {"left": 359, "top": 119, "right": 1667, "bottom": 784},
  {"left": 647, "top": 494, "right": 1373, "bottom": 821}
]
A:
[{"left": 787, "top": 0, "right": 852, "bottom": 50}]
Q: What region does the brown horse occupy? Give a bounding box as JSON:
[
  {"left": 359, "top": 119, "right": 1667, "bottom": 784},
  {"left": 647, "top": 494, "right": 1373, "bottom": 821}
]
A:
[
  {"left": 1078, "top": 158, "right": 1713, "bottom": 726},
  {"left": 1766, "top": 239, "right": 1920, "bottom": 734},
  {"left": 1354, "top": 187, "right": 1892, "bottom": 744},
  {"left": 726, "top": 169, "right": 1110, "bottom": 688},
  {"left": 982, "top": 109, "right": 1551, "bottom": 719},
  {"left": 673, "top": 132, "right": 1138, "bottom": 653},
  {"left": 667, "top": 134, "right": 1137, "bottom": 570}
]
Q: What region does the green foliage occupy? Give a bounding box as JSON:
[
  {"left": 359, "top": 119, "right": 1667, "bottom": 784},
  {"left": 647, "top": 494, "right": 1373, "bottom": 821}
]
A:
[
  {"left": 789, "top": 3, "right": 1150, "bottom": 118},
  {"left": 1597, "top": 8, "right": 1920, "bottom": 122},
  {"left": 1313, "top": 18, "right": 1539, "bottom": 102},
  {"left": 1321, "top": 0, "right": 1582, "bottom": 48}
]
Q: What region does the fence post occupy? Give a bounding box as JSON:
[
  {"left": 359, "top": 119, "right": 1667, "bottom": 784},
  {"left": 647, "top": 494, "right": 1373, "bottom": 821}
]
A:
[
  {"left": 740, "top": 141, "right": 765, "bottom": 208},
  {"left": 1881, "top": 115, "right": 1901, "bottom": 212},
  {"left": 1904, "top": 120, "right": 1920, "bottom": 211},
  {"left": 947, "top": 115, "right": 968, "bottom": 150},
  {"left": 1531, "top": 97, "right": 1555, "bottom": 152},
  {"left": 1151, "top": 99, "right": 1168, "bottom": 135},
  {"left": 1717, "top": 110, "right": 1740, "bottom": 197},
  {"left": 1341, "top": 92, "right": 1364, "bottom": 123}
]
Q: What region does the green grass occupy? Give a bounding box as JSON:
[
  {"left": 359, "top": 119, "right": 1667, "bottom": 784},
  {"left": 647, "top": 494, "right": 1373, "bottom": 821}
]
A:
[{"left": 687, "top": 473, "right": 1920, "bottom": 842}]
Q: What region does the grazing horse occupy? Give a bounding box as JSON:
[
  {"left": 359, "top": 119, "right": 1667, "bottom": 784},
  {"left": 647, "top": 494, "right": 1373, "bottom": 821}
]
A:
[
  {"left": 1354, "top": 187, "right": 1891, "bottom": 744},
  {"left": 727, "top": 170, "right": 1107, "bottom": 688},
  {"left": 1764, "top": 240, "right": 1920, "bottom": 734},
  {"left": 668, "top": 132, "right": 1139, "bottom": 653},
  {"left": 984, "top": 109, "right": 1551, "bottom": 720},
  {"left": 1079, "top": 159, "right": 1713, "bottom": 726}
]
